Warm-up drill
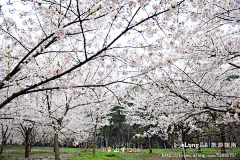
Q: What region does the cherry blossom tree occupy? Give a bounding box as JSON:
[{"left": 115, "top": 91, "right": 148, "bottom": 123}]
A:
[
  {"left": 0, "top": 0, "right": 186, "bottom": 110},
  {"left": 67, "top": 88, "right": 114, "bottom": 155},
  {"left": 119, "top": 1, "right": 239, "bottom": 159},
  {"left": 0, "top": 1, "right": 187, "bottom": 158},
  {"left": 0, "top": 92, "right": 52, "bottom": 157},
  {"left": 15, "top": 122, "right": 47, "bottom": 157},
  {"left": 0, "top": 1, "right": 239, "bottom": 159},
  {"left": 121, "top": 0, "right": 240, "bottom": 127},
  {"left": 38, "top": 87, "right": 114, "bottom": 158},
  {"left": 0, "top": 119, "right": 13, "bottom": 154}
]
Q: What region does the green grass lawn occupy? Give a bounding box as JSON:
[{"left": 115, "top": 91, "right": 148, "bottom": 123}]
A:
[{"left": 0, "top": 145, "right": 239, "bottom": 160}]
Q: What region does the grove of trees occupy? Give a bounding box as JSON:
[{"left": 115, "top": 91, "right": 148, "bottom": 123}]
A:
[{"left": 0, "top": 0, "right": 239, "bottom": 159}]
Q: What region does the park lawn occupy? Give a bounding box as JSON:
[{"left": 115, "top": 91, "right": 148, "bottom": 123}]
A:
[{"left": 0, "top": 145, "right": 239, "bottom": 160}]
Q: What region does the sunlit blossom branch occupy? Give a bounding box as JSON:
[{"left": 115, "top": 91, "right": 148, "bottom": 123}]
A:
[
  {"left": 0, "top": 1, "right": 184, "bottom": 109},
  {"left": 0, "top": 33, "right": 55, "bottom": 89},
  {"left": 1, "top": 29, "right": 29, "bottom": 51},
  {"left": 24, "top": 81, "right": 139, "bottom": 94}
]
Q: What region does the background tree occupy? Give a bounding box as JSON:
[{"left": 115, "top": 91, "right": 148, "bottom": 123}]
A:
[{"left": 0, "top": 120, "right": 12, "bottom": 154}]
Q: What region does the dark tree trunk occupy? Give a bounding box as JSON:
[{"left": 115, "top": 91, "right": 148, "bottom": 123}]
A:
[
  {"left": 0, "top": 125, "right": 8, "bottom": 154},
  {"left": 25, "top": 129, "right": 30, "bottom": 158},
  {"left": 171, "top": 133, "right": 174, "bottom": 149},
  {"left": 93, "top": 118, "right": 98, "bottom": 155},
  {"left": 100, "top": 127, "right": 103, "bottom": 148},
  {"left": 148, "top": 136, "right": 152, "bottom": 153},
  {"left": 0, "top": 125, "right": 4, "bottom": 154},
  {"left": 196, "top": 131, "right": 201, "bottom": 150},
  {"left": 54, "top": 133, "right": 59, "bottom": 160},
  {"left": 229, "top": 136, "right": 231, "bottom": 148},
  {"left": 220, "top": 126, "right": 226, "bottom": 154},
  {"left": 0, "top": 137, "right": 4, "bottom": 154}
]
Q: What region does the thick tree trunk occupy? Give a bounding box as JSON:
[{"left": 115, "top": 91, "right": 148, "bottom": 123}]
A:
[
  {"left": 0, "top": 125, "right": 4, "bottom": 154},
  {"left": 148, "top": 136, "right": 152, "bottom": 153},
  {"left": 54, "top": 133, "right": 59, "bottom": 160},
  {"left": 0, "top": 125, "right": 8, "bottom": 154},
  {"left": 220, "top": 126, "right": 226, "bottom": 154},
  {"left": 100, "top": 128, "right": 103, "bottom": 148},
  {"left": 171, "top": 133, "right": 174, "bottom": 149},
  {"left": 25, "top": 130, "right": 30, "bottom": 158},
  {"left": 197, "top": 133, "right": 201, "bottom": 150},
  {"left": 0, "top": 137, "right": 4, "bottom": 154},
  {"left": 93, "top": 120, "right": 98, "bottom": 155}
]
